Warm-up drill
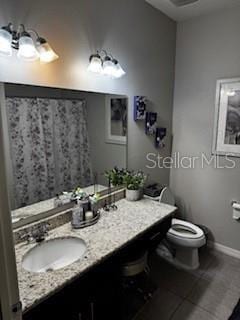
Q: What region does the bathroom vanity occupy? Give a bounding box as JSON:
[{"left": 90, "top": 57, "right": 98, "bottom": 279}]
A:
[{"left": 15, "top": 198, "right": 176, "bottom": 319}]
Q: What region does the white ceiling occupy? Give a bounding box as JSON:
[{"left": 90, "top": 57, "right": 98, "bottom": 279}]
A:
[{"left": 146, "top": 0, "right": 240, "bottom": 21}]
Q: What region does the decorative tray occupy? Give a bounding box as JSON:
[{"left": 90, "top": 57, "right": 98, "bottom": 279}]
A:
[{"left": 74, "top": 210, "right": 101, "bottom": 229}]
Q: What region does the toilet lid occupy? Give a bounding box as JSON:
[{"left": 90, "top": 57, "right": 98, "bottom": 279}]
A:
[
  {"left": 168, "top": 219, "right": 204, "bottom": 239},
  {"left": 159, "top": 187, "right": 175, "bottom": 206}
]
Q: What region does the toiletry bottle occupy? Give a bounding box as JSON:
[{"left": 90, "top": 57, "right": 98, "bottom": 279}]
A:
[
  {"left": 54, "top": 194, "right": 62, "bottom": 208},
  {"left": 80, "top": 198, "right": 90, "bottom": 212},
  {"left": 71, "top": 200, "right": 84, "bottom": 229}
]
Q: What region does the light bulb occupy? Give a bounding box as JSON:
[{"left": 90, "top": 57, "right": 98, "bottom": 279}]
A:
[
  {"left": 0, "top": 28, "right": 12, "bottom": 56},
  {"left": 88, "top": 54, "right": 103, "bottom": 73},
  {"left": 227, "top": 90, "right": 236, "bottom": 97},
  {"left": 17, "top": 34, "right": 39, "bottom": 61},
  {"left": 112, "top": 60, "right": 126, "bottom": 78},
  {"left": 37, "top": 38, "right": 59, "bottom": 63},
  {"left": 102, "top": 56, "right": 115, "bottom": 76}
]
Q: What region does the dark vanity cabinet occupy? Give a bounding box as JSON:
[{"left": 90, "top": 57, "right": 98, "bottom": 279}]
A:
[{"left": 23, "top": 215, "right": 172, "bottom": 320}]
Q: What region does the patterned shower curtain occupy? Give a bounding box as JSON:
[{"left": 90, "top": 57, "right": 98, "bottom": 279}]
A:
[{"left": 6, "top": 97, "right": 93, "bottom": 209}]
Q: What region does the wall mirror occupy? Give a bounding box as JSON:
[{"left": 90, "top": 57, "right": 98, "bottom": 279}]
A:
[{"left": 1, "top": 83, "right": 128, "bottom": 228}]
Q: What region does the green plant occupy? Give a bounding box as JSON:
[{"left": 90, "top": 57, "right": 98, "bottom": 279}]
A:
[
  {"left": 71, "top": 187, "right": 88, "bottom": 200},
  {"left": 105, "top": 167, "right": 127, "bottom": 186},
  {"left": 123, "top": 171, "right": 147, "bottom": 190}
]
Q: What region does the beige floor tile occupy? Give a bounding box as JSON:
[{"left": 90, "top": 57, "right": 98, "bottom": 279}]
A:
[
  {"left": 171, "top": 301, "right": 219, "bottom": 320},
  {"left": 149, "top": 254, "right": 199, "bottom": 298},
  {"left": 145, "top": 250, "right": 240, "bottom": 320},
  {"left": 202, "top": 252, "right": 240, "bottom": 290},
  {"left": 184, "top": 248, "right": 216, "bottom": 278},
  {"left": 187, "top": 277, "right": 240, "bottom": 320},
  {"left": 135, "top": 288, "right": 182, "bottom": 320},
  {"left": 197, "top": 248, "right": 216, "bottom": 271}
]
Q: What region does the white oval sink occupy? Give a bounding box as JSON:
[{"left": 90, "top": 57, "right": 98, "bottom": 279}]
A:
[{"left": 22, "top": 237, "right": 87, "bottom": 273}]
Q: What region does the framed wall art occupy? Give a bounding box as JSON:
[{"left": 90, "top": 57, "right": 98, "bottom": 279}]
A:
[
  {"left": 134, "top": 95, "right": 147, "bottom": 121},
  {"left": 213, "top": 78, "right": 240, "bottom": 157},
  {"left": 105, "top": 95, "right": 127, "bottom": 145}
]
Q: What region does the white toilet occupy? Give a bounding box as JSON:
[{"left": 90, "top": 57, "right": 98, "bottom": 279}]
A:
[{"left": 157, "top": 187, "right": 206, "bottom": 270}]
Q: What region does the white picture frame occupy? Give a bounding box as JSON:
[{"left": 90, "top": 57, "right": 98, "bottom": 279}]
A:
[
  {"left": 213, "top": 78, "right": 240, "bottom": 157},
  {"left": 105, "top": 95, "right": 127, "bottom": 145}
]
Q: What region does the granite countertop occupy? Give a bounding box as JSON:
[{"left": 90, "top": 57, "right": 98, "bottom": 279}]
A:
[{"left": 15, "top": 198, "right": 176, "bottom": 313}]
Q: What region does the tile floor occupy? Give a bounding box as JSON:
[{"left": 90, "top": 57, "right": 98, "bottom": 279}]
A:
[{"left": 134, "top": 248, "right": 240, "bottom": 320}]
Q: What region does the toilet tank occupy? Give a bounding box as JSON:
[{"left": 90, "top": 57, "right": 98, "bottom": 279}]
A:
[{"left": 159, "top": 187, "right": 175, "bottom": 206}]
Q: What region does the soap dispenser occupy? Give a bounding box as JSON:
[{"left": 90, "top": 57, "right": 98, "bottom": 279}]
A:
[
  {"left": 54, "top": 194, "right": 62, "bottom": 208},
  {"left": 71, "top": 200, "right": 84, "bottom": 229}
]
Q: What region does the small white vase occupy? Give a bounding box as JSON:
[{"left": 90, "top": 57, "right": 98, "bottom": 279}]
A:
[{"left": 126, "top": 189, "right": 143, "bottom": 201}]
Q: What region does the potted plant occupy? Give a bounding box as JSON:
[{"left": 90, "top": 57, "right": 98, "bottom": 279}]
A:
[
  {"left": 123, "top": 171, "right": 147, "bottom": 201},
  {"left": 105, "top": 167, "right": 126, "bottom": 187}
]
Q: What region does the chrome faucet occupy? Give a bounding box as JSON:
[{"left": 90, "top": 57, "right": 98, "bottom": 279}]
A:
[{"left": 21, "top": 222, "right": 50, "bottom": 244}]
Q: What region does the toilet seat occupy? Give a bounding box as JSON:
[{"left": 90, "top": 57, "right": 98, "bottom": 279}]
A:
[
  {"left": 167, "top": 219, "right": 206, "bottom": 248},
  {"left": 169, "top": 219, "right": 204, "bottom": 239}
]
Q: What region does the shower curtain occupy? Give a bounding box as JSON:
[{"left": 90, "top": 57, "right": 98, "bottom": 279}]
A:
[{"left": 6, "top": 97, "right": 93, "bottom": 209}]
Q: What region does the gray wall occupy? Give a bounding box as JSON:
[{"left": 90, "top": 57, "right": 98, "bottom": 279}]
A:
[
  {"left": 0, "top": 0, "right": 176, "bottom": 185},
  {"left": 171, "top": 7, "right": 240, "bottom": 250},
  {"left": 86, "top": 93, "right": 127, "bottom": 186}
]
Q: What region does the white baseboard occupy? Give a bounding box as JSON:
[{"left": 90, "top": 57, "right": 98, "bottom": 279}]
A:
[{"left": 208, "top": 241, "right": 240, "bottom": 259}]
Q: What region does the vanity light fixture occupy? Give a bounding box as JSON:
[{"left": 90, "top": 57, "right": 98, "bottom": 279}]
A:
[
  {"left": 0, "top": 23, "right": 59, "bottom": 63},
  {"left": 227, "top": 90, "right": 236, "bottom": 97},
  {"left": 102, "top": 55, "right": 115, "bottom": 76},
  {"left": 87, "top": 53, "right": 103, "bottom": 73},
  {"left": 17, "top": 30, "right": 39, "bottom": 61},
  {"left": 88, "top": 50, "right": 126, "bottom": 78},
  {"left": 36, "top": 37, "right": 59, "bottom": 63},
  {"left": 112, "top": 59, "right": 126, "bottom": 78},
  {"left": 0, "top": 25, "right": 13, "bottom": 56}
]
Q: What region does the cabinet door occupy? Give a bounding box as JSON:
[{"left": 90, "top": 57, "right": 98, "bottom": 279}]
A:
[{"left": 0, "top": 83, "right": 21, "bottom": 320}]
